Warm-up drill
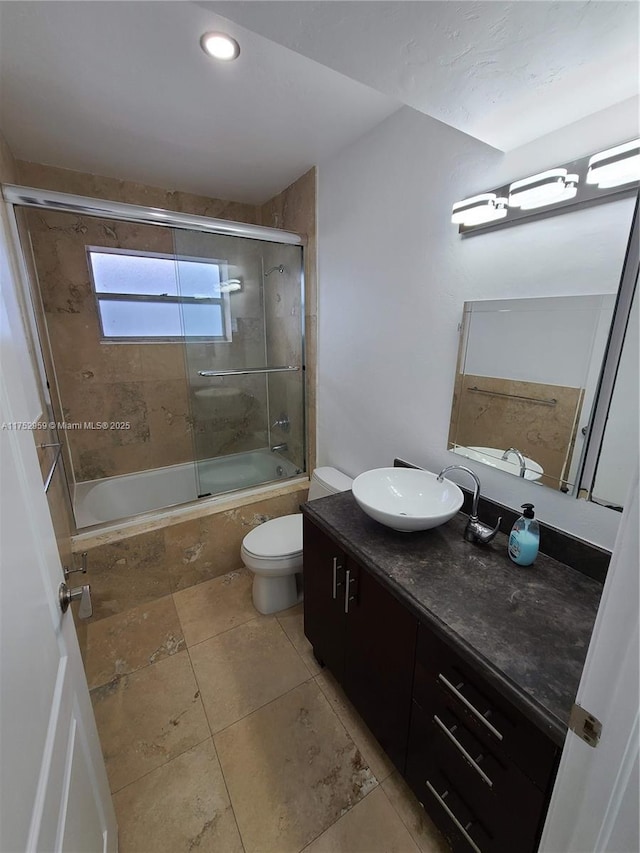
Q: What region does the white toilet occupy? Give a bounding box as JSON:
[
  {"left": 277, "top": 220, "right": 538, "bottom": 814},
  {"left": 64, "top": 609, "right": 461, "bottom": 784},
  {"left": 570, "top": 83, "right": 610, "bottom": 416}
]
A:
[{"left": 241, "top": 467, "right": 353, "bottom": 614}]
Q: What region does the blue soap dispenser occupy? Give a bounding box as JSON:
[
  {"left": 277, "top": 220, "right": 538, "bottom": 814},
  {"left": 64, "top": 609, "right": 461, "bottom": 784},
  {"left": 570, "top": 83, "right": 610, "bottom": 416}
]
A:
[{"left": 508, "top": 503, "right": 539, "bottom": 567}]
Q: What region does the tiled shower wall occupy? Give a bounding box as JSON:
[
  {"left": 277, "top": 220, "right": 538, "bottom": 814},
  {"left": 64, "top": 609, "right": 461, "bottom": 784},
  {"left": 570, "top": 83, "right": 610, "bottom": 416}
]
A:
[{"left": 15, "top": 160, "right": 317, "bottom": 484}]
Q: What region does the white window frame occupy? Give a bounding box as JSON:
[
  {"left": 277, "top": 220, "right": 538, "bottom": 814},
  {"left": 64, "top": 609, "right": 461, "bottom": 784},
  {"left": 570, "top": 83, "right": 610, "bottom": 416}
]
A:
[{"left": 86, "top": 246, "right": 233, "bottom": 343}]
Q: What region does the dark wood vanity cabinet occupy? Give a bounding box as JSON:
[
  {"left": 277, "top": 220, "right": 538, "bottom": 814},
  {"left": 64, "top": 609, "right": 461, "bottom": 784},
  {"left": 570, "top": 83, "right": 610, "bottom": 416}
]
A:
[
  {"left": 303, "top": 517, "right": 417, "bottom": 771},
  {"left": 303, "top": 517, "right": 561, "bottom": 853},
  {"left": 405, "top": 628, "right": 559, "bottom": 853}
]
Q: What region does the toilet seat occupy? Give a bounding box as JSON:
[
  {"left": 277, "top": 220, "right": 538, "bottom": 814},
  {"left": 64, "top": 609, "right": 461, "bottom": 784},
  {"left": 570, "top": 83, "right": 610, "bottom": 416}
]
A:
[{"left": 242, "top": 514, "right": 303, "bottom": 560}]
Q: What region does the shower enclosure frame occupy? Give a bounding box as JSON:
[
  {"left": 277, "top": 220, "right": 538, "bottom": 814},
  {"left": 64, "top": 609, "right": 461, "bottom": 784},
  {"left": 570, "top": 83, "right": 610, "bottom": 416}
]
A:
[{"left": 2, "top": 182, "right": 309, "bottom": 530}]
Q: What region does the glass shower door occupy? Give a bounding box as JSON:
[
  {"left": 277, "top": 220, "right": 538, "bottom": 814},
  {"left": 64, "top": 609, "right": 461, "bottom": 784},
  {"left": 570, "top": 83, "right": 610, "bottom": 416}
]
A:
[{"left": 173, "top": 229, "right": 305, "bottom": 498}]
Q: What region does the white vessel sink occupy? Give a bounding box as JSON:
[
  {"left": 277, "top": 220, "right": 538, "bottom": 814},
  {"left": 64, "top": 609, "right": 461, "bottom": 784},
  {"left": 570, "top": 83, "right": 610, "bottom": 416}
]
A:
[
  {"left": 352, "top": 467, "right": 464, "bottom": 532},
  {"left": 453, "top": 445, "right": 543, "bottom": 481}
]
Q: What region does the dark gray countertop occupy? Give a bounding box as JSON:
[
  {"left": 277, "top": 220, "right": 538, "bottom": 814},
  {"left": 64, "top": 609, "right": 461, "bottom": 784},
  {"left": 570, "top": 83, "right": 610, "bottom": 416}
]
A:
[{"left": 302, "top": 491, "right": 604, "bottom": 747}]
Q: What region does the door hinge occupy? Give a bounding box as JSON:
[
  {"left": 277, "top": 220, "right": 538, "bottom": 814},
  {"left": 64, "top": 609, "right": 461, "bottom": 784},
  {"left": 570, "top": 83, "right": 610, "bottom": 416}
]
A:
[{"left": 569, "top": 702, "right": 602, "bottom": 747}]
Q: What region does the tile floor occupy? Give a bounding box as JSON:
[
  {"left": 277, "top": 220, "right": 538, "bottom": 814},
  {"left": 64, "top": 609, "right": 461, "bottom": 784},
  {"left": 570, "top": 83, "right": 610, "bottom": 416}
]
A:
[{"left": 87, "top": 567, "right": 450, "bottom": 853}]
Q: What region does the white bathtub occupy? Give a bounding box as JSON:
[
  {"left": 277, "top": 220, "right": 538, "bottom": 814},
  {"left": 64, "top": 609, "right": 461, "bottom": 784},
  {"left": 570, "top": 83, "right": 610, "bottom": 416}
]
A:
[{"left": 73, "top": 449, "right": 301, "bottom": 528}]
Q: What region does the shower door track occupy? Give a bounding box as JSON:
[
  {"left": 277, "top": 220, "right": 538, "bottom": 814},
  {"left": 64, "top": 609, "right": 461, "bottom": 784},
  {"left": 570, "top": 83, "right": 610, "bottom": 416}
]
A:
[{"left": 1, "top": 184, "right": 302, "bottom": 245}]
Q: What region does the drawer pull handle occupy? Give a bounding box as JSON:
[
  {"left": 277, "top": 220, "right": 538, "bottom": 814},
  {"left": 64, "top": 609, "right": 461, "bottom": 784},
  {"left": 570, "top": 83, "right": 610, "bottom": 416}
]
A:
[
  {"left": 426, "top": 780, "right": 483, "bottom": 853},
  {"left": 433, "top": 715, "right": 494, "bottom": 788},
  {"left": 437, "top": 674, "right": 503, "bottom": 741},
  {"left": 344, "top": 568, "right": 356, "bottom": 614},
  {"left": 331, "top": 557, "right": 343, "bottom": 599}
]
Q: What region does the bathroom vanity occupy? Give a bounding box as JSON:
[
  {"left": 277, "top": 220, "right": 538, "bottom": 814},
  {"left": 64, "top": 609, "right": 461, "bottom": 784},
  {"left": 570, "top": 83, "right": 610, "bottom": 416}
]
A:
[{"left": 302, "top": 491, "right": 604, "bottom": 853}]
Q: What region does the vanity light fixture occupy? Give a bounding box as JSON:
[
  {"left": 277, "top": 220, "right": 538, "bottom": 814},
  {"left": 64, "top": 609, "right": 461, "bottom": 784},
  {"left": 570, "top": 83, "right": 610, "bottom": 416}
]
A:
[
  {"left": 587, "top": 139, "right": 640, "bottom": 189},
  {"left": 200, "top": 32, "right": 240, "bottom": 61},
  {"left": 451, "top": 193, "right": 508, "bottom": 226},
  {"left": 508, "top": 169, "right": 579, "bottom": 210}
]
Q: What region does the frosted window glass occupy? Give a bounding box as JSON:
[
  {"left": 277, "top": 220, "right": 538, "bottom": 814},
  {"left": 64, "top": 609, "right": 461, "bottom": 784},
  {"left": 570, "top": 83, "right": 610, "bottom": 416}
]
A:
[
  {"left": 176, "top": 260, "right": 221, "bottom": 297},
  {"left": 88, "top": 248, "right": 229, "bottom": 341},
  {"left": 90, "top": 252, "right": 180, "bottom": 296},
  {"left": 99, "top": 301, "right": 183, "bottom": 338},
  {"left": 181, "top": 303, "right": 224, "bottom": 337}
]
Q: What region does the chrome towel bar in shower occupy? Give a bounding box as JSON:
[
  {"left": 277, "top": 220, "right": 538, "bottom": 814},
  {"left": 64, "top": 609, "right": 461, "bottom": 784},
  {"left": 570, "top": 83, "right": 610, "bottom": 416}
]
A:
[
  {"left": 42, "top": 442, "right": 63, "bottom": 493},
  {"left": 198, "top": 366, "right": 300, "bottom": 377},
  {"left": 467, "top": 386, "right": 557, "bottom": 406}
]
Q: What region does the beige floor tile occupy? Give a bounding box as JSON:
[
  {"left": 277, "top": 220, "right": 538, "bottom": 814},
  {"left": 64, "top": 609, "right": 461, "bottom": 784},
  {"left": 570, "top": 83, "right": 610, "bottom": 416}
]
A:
[
  {"left": 91, "top": 650, "right": 209, "bottom": 792},
  {"left": 215, "top": 680, "right": 377, "bottom": 853},
  {"left": 189, "top": 617, "right": 310, "bottom": 733},
  {"left": 316, "top": 670, "right": 395, "bottom": 783},
  {"left": 114, "top": 739, "right": 243, "bottom": 853},
  {"left": 382, "top": 772, "right": 450, "bottom": 853},
  {"left": 300, "top": 649, "right": 324, "bottom": 676},
  {"left": 276, "top": 604, "right": 323, "bottom": 675},
  {"left": 173, "top": 568, "right": 256, "bottom": 647},
  {"left": 85, "top": 595, "right": 185, "bottom": 689},
  {"left": 303, "top": 786, "right": 420, "bottom": 853}
]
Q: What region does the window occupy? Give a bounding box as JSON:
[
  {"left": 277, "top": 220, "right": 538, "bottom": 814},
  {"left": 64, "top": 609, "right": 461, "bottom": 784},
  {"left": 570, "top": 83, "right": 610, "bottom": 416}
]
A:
[{"left": 87, "top": 248, "right": 232, "bottom": 342}]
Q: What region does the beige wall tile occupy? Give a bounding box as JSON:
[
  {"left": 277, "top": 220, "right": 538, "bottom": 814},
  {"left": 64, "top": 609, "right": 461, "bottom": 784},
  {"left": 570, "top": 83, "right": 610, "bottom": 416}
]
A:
[
  {"left": 17, "top": 160, "right": 259, "bottom": 222},
  {"left": 91, "top": 649, "right": 209, "bottom": 792},
  {"left": 85, "top": 595, "right": 185, "bottom": 689},
  {"left": 0, "top": 130, "right": 18, "bottom": 183},
  {"left": 214, "top": 679, "right": 377, "bottom": 853},
  {"left": 84, "top": 529, "right": 170, "bottom": 620},
  {"left": 113, "top": 739, "right": 243, "bottom": 853},
  {"left": 189, "top": 617, "right": 310, "bottom": 733},
  {"left": 304, "top": 786, "right": 421, "bottom": 853}
]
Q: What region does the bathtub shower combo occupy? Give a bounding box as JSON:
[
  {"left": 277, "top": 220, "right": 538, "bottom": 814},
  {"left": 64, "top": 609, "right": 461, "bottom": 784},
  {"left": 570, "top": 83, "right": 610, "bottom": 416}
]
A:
[{"left": 9, "top": 186, "right": 306, "bottom": 529}]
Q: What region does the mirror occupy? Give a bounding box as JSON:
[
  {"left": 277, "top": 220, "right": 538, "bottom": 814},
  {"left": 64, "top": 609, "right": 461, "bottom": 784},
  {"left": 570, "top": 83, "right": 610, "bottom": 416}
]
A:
[
  {"left": 449, "top": 294, "right": 615, "bottom": 491},
  {"left": 448, "top": 194, "right": 637, "bottom": 503}
]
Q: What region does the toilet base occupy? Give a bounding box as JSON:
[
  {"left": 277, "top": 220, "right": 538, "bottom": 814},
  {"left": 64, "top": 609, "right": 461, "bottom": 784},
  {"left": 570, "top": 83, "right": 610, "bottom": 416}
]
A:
[{"left": 252, "top": 572, "right": 300, "bottom": 615}]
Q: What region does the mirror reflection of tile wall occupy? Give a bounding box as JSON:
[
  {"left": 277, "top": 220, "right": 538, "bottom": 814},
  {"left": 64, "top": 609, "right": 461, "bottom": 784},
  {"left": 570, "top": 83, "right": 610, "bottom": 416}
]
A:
[{"left": 449, "top": 295, "right": 615, "bottom": 491}]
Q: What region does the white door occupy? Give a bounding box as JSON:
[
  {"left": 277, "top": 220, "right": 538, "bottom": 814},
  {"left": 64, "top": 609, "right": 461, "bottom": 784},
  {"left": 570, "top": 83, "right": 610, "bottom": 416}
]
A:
[
  {"left": 0, "top": 211, "right": 117, "bottom": 851},
  {"left": 540, "top": 462, "right": 639, "bottom": 852}
]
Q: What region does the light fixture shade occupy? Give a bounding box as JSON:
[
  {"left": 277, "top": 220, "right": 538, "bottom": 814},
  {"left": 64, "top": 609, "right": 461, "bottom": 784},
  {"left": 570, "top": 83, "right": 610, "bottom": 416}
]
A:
[
  {"left": 451, "top": 193, "right": 508, "bottom": 226},
  {"left": 508, "top": 169, "right": 579, "bottom": 210},
  {"left": 587, "top": 139, "right": 640, "bottom": 189},
  {"left": 219, "top": 278, "right": 242, "bottom": 293},
  {"left": 200, "top": 32, "right": 240, "bottom": 61}
]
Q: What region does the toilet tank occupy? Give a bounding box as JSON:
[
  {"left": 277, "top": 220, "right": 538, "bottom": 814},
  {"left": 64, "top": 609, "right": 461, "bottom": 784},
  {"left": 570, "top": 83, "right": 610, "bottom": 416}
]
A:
[{"left": 308, "top": 467, "right": 353, "bottom": 500}]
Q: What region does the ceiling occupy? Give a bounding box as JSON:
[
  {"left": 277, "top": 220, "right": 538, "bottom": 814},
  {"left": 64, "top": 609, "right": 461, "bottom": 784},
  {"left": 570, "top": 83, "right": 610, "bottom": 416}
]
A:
[
  {"left": 0, "top": 2, "right": 399, "bottom": 203},
  {"left": 209, "top": 0, "right": 640, "bottom": 151},
  {"left": 1, "top": 1, "right": 638, "bottom": 203}
]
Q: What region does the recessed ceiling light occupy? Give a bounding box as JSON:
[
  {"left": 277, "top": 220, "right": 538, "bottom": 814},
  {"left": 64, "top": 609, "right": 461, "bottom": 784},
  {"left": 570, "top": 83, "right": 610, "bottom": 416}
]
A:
[{"left": 200, "top": 32, "right": 240, "bottom": 61}]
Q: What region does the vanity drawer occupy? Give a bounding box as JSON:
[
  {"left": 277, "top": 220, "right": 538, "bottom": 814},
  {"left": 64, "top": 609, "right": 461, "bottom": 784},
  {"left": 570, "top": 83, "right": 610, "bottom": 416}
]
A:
[
  {"left": 413, "top": 626, "right": 558, "bottom": 791},
  {"left": 406, "top": 701, "right": 544, "bottom": 853}
]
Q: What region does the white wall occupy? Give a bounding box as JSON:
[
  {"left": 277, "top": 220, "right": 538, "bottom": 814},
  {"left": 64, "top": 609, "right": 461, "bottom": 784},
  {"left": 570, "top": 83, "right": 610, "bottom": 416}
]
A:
[
  {"left": 464, "top": 295, "right": 617, "bottom": 387},
  {"left": 317, "top": 102, "right": 637, "bottom": 549}
]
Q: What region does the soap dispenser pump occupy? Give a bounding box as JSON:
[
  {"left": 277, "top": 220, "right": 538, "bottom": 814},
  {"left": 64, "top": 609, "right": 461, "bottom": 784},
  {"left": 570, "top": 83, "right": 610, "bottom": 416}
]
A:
[{"left": 508, "top": 503, "right": 539, "bottom": 567}]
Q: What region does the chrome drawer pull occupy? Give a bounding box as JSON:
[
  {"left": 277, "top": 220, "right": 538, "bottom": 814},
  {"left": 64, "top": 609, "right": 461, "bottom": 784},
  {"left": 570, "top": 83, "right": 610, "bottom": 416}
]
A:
[
  {"left": 425, "top": 781, "right": 483, "bottom": 853},
  {"left": 331, "top": 557, "right": 342, "bottom": 599},
  {"left": 344, "top": 568, "right": 356, "bottom": 614},
  {"left": 437, "top": 674, "right": 503, "bottom": 741},
  {"left": 433, "top": 715, "right": 493, "bottom": 788}
]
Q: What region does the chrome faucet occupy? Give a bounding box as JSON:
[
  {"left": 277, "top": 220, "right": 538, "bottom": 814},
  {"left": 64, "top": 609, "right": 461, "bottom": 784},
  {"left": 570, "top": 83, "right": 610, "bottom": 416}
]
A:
[
  {"left": 501, "top": 447, "right": 527, "bottom": 478},
  {"left": 437, "top": 465, "right": 502, "bottom": 545}
]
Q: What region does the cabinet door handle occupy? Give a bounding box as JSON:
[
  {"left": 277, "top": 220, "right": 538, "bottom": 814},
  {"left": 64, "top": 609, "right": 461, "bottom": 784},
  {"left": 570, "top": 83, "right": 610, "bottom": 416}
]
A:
[
  {"left": 433, "top": 715, "right": 493, "bottom": 788},
  {"left": 437, "top": 674, "right": 503, "bottom": 741},
  {"left": 344, "top": 568, "right": 356, "bottom": 614},
  {"left": 425, "top": 781, "right": 483, "bottom": 853},
  {"left": 331, "top": 557, "right": 343, "bottom": 600}
]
